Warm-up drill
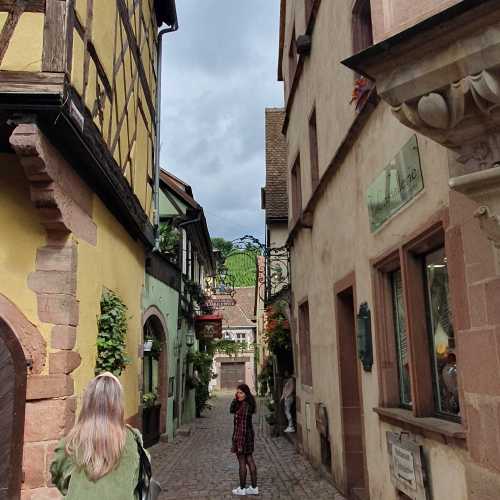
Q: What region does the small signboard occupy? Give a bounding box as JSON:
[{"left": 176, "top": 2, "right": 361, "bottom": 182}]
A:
[
  {"left": 386, "top": 432, "right": 429, "bottom": 500},
  {"left": 206, "top": 297, "right": 237, "bottom": 308},
  {"left": 367, "top": 135, "right": 424, "bottom": 231},
  {"left": 195, "top": 315, "right": 223, "bottom": 340}
]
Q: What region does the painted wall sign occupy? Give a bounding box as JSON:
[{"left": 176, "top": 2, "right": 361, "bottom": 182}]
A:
[
  {"left": 367, "top": 135, "right": 424, "bottom": 231},
  {"left": 386, "top": 432, "right": 429, "bottom": 499}
]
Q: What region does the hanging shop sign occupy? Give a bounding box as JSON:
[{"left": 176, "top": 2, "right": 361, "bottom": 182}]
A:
[
  {"left": 195, "top": 314, "right": 223, "bottom": 340},
  {"left": 367, "top": 135, "right": 424, "bottom": 232},
  {"left": 386, "top": 432, "right": 429, "bottom": 500},
  {"left": 206, "top": 297, "right": 237, "bottom": 308}
]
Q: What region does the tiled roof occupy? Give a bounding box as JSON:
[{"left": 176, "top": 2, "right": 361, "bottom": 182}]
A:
[
  {"left": 159, "top": 169, "right": 200, "bottom": 210},
  {"left": 264, "top": 108, "right": 288, "bottom": 222},
  {"left": 221, "top": 287, "right": 256, "bottom": 328}
]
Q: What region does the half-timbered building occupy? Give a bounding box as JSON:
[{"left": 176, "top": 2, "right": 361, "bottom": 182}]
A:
[{"left": 0, "top": 0, "right": 177, "bottom": 497}]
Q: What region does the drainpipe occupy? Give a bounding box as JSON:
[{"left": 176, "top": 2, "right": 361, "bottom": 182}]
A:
[{"left": 154, "top": 15, "right": 179, "bottom": 250}]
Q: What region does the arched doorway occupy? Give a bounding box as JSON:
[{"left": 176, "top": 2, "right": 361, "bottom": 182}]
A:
[
  {"left": 142, "top": 309, "right": 167, "bottom": 448},
  {"left": 0, "top": 317, "right": 27, "bottom": 499}
]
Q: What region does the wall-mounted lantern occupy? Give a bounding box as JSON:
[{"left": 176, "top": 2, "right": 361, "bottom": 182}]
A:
[
  {"left": 356, "top": 302, "right": 373, "bottom": 372},
  {"left": 143, "top": 339, "right": 153, "bottom": 352},
  {"left": 185, "top": 332, "right": 195, "bottom": 347}
]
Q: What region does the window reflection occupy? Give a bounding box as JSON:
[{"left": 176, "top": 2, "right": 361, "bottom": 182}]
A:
[
  {"left": 391, "top": 269, "right": 412, "bottom": 407},
  {"left": 425, "top": 248, "right": 460, "bottom": 417}
]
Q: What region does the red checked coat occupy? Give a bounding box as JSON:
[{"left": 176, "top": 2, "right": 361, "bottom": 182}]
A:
[{"left": 230, "top": 399, "right": 255, "bottom": 455}]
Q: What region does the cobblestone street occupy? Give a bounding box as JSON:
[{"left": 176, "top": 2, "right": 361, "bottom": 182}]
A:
[{"left": 150, "top": 393, "right": 345, "bottom": 499}]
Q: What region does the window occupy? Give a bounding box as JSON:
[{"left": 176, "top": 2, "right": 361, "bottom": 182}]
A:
[
  {"left": 309, "top": 108, "right": 319, "bottom": 189},
  {"left": 236, "top": 332, "right": 246, "bottom": 344},
  {"left": 181, "top": 229, "right": 187, "bottom": 275},
  {"left": 291, "top": 155, "right": 302, "bottom": 222},
  {"left": 352, "top": 0, "right": 373, "bottom": 55},
  {"left": 298, "top": 300, "right": 313, "bottom": 387},
  {"left": 424, "top": 248, "right": 459, "bottom": 417},
  {"left": 374, "top": 223, "right": 461, "bottom": 422}
]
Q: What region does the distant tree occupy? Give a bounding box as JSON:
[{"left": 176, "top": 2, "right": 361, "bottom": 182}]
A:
[{"left": 211, "top": 237, "right": 234, "bottom": 260}]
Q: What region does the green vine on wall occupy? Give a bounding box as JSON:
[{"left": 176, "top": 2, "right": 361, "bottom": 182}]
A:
[
  {"left": 211, "top": 339, "right": 250, "bottom": 357},
  {"left": 186, "top": 350, "right": 214, "bottom": 416},
  {"left": 95, "top": 289, "right": 130, "bottom": 376}
]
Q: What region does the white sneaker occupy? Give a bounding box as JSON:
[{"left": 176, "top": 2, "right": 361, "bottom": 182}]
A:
[
  {"left": 284, "top": 426, "right": 296, "bottom": 433},
  {"left": 246, "top": 486, "right": 259, "bottom": 495},
  {"left": 232, "top": 486, "right": 247, "bottom": 496}
]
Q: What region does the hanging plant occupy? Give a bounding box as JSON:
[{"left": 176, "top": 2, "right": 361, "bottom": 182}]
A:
[
  {"left": 264, "top": 301, "right": 291, "bottom": 355},
  {"left": 350, "top": 77, "right": 372, "bottom": 111},
  {"left": 95, "top": 289, "right": 130, "bottom": 376},
  {"left": 184, "top": 279, "right": 213, "bottom": 314},
  {"left": 144, "top": 335, "right": 163, "bottom": 360}
]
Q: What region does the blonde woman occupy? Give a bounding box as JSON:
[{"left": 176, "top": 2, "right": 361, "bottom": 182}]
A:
[{"left": 50, "top": 372, "right": 146, "bottom": 499}]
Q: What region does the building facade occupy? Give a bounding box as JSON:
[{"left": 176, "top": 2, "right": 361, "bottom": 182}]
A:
[
  {"left": 212, "top": 287, "right": 257, "bottom": 393},
  {"left": 278, "top": 0, "right": 500, "bottom": 499},
  {"left": 0, "top": 1, "right": 177, "bottom": 498},
  {"left": 158, "top": 169, "right": 216, "bottom": 433}
]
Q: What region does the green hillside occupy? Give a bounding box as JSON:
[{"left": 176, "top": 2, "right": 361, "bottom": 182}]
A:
[{"left": 226, "top": 251, "right": 258, "bottom": 287}]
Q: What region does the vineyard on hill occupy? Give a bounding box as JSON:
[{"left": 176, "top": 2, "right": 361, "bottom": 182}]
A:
[{"left": 226, "top": 250, "right": 259, "bottom": 287}]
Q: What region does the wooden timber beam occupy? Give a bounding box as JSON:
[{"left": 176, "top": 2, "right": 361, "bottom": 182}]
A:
[
  {"left": 0, "top": 0, "right": 44, "bottom": 12},
  {"left": 116, "top": 0, "right": 156, "bottom": 127},
  {"left": 0, "top": 0, "right": 28, "bottom": 66},
  {"left": 42, "top": 0, "right": 67, "bottom": 72}
]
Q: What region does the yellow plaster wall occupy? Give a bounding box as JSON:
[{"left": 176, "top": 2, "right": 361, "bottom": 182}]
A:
[
  {"left": 0, "top": 13, "right": 44, "bottom": 72},
  {"left": 74, "top": 195, "right": 145, "bottom": 418},
  {"left": 0, "top": 155, "right": 51, "bottom": 368}
]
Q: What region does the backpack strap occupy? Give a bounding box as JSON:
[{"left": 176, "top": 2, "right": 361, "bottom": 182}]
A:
[{"left": 129, "top": 427, "right": 151, "bottom": 496}]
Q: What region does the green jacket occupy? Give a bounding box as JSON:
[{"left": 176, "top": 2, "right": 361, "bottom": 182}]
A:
[{"left": 50, "top": 426, "right": 143, "bottom": 500}]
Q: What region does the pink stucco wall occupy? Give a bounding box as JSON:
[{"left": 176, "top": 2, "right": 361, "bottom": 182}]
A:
[{"left": 370, "top": 0, "right": 462, "bottom": 43}]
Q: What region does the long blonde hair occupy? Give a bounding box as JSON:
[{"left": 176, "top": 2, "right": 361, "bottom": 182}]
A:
[{"left": 65, "top": 372, "right": 127, "bottom": 481}]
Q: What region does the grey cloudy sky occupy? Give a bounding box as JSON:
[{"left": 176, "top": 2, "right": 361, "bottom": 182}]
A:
[{"left": 159, "top": 0, "right": 283, "bottom": 243}]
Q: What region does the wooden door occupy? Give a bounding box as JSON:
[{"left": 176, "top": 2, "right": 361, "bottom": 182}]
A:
[
  {"left": 336, "top": 287, "right": 369, "bottom": 499},
  {"left": 220, "top": 362, "right": 245, "bottom": 390},
  {"left": 0, "top": 318, "right": 26, "bottom": 500}
]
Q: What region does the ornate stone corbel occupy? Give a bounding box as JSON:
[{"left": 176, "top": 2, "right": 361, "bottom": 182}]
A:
[{"left": 474, "top": 205, "right": 500, "bottom": 248}]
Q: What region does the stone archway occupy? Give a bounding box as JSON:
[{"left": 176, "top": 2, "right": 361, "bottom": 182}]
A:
[
  {"left": 0, "top": 317, "right": 27, "bottom": 499},
  {"left": 142, "top": 306, "right": 168, "bottom": 446}
]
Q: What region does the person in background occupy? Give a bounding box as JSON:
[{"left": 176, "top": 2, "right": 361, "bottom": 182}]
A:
[
  {"left": 281, "top": 371, "right": 296, "bottom": 433},
  {"left": 50, "top": 372, "right": 146, "bottom": 499},
  {"left": 230, "top": 383, "right": 258, "bottom": 496}
]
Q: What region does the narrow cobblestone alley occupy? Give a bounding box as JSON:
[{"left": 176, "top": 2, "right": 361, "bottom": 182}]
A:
[{"left": 150, "top": 393, "right": 345, "bottom": 500}]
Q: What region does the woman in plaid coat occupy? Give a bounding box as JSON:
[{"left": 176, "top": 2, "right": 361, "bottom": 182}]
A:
[{"left": 230, "top": 384, "right": 258, "bottom": 496}]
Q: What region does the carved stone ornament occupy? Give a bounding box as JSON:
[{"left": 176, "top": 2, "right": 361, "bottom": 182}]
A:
[
  {"left": 392, "top": 70, "right": 500, "bottom": 176},
  {"left": 474, "top": 205, "right": 500, "bottom": 248}
]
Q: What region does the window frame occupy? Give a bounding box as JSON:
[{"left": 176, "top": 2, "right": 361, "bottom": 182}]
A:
[
  {"left": 352, "top": 0, "right": 373, "bottom": 55},
  {"left": 308, "top": 106, "right": 319, "bottom": 190},
  {"left": 288, "top": 25, "right": 297, "bottom": 93},
  {"left": 372, "top": 219, "right": 462, "bottom": 424},
  {"left": 291, "top": 154, "right": 302, "bottom": 223},
  {"left": 298, "top": 298, "right": 313, "bottom": 388}
]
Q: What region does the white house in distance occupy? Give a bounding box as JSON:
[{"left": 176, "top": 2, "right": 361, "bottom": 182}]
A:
[{"left": 212, "top": 287, "right": 256, "bottom": 392}]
